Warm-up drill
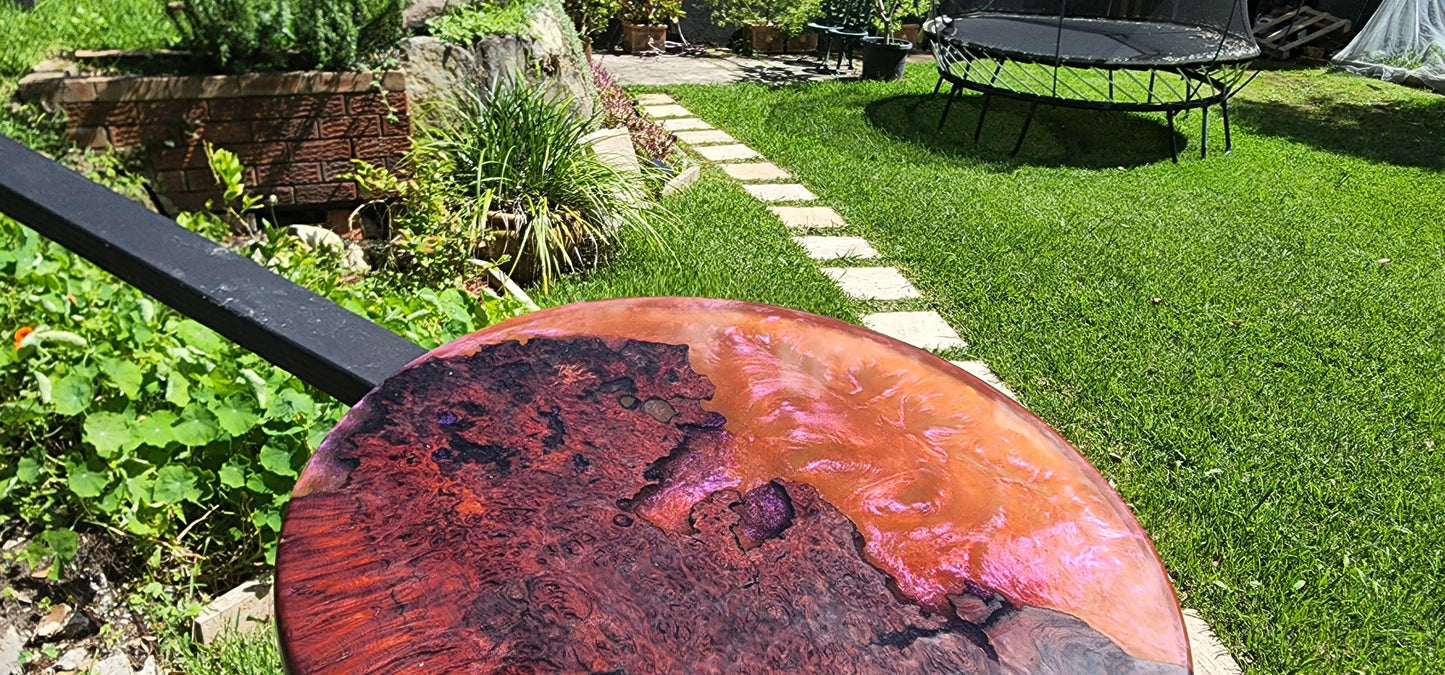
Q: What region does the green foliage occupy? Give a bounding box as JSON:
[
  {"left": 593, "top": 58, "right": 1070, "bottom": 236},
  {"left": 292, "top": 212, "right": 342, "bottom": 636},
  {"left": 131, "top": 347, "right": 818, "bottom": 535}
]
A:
[
  {"left": 429, "top": 0, "right": 541, "bottom": 44},
  {"left": 0, "top": 162, "right": 524, "bottom": 590},
  {"left": 710, "top": 0, "right": 817, "bottom": 36},
  {"left": 563, "top": 0, "right": 621, "bottom": 39},
  {"left": 0, "top": 0, "right": 176, "bottom": 79},
  {"left": 618, "top": 0, "right": 683, "bottom": 26},
  {"left": 166, "top": 0, "right": 405, "bottom": 73},
  {"left": 165, "top": 626, "right": 285, "bottom": 675},
  {"left": 408, "top": 78, "right": 671, "bottom": 291}
]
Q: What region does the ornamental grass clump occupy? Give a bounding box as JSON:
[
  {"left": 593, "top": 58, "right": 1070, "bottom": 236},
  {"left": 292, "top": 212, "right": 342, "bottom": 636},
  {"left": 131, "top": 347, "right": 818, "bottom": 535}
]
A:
[{"left": 410, "top": 78, "right": 670, "bottom": 291}]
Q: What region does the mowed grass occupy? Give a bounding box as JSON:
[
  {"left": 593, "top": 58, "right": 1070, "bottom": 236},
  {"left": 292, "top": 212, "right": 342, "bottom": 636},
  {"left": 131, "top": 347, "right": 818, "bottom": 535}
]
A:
[
  {"left": 652, "top": 66, "right": 1445, "bottom": 671},
  {"left": 544, "top": 169, "right": 857, "bottom": 321}
]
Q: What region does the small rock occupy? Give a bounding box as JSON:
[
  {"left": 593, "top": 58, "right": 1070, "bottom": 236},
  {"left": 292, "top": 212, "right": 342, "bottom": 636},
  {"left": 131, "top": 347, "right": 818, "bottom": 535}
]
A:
[
  {"left": 286, "top": 225, "right": 345, "bottom": 253},
  {"left": 88, "top": 654, "right": 132, "bottom": 675},
  {"left": 136, "top": 656, "right": 157, "bottom": 675},
  {"left": 52, "top": 647, "right": 88, "bottom": 672},
  {"left": 34, "top": 604, "right": 71, "bottom": 639},
  {"left": 1, "top": 625, "right": 23, "bottom": 675},
  {"left": 342, "top": 243, "right": 371, "bottom": 274}
]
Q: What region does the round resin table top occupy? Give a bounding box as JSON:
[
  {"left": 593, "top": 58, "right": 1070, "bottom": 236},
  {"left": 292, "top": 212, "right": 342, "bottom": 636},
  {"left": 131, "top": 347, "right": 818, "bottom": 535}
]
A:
[{"left": 276, "top": 298, "right": 1189, "bottom": 674}]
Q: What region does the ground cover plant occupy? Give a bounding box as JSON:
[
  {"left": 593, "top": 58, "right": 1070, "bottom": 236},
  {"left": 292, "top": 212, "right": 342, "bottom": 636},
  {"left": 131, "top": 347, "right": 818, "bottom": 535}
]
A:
[{"left": 652, "top": 65, "right": 1445, "bottom": 671}]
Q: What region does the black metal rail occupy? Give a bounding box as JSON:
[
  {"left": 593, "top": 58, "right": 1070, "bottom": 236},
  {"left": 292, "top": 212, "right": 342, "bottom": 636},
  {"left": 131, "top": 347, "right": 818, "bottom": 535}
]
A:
[{"left": 0, "top": 135, "right": 427, "bottom": 405}]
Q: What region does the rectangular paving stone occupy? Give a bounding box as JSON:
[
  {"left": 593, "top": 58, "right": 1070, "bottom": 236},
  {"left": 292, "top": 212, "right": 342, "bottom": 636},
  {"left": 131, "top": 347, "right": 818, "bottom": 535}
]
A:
[
  {"left": 641, "top": 103, "right": 692, "bottom": 118},
  {"left": 674, "top": 129, "right": 737, "bottom": 145},
  {"left": 862, "top": 312, "right": 967, "bottom": 351},
  {"left": 722, "top": 162, "right": 791, "bottom": 181},
  {"left": 636, "top": 93, "right": 675, "bottom": 105},
  {"left": 949, "top": 361, "right": 1018, "bottom": 401},
  {"left": 822, "top": 267, "right": 922, "bottom": 300},
  {"left": 769, "top": 206, "right": 846, "bottom": 229},
  {"left": 661, "top": 117, "right": 713, "bottom": 131},
  {"left": 792, "top": 236, "right": 880, "bottom": 261},
  {"left": 695, "top": 143, "right": 759, "bottom": 161},
  {"left": 743, "top": 183, "right": 816, "bottom": 202}
]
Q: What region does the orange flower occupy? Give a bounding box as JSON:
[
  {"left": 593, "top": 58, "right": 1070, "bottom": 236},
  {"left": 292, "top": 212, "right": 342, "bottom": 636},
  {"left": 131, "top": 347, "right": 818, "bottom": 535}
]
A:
[{"left": 13, "top": 326, "right": 34, "bottom": 350}]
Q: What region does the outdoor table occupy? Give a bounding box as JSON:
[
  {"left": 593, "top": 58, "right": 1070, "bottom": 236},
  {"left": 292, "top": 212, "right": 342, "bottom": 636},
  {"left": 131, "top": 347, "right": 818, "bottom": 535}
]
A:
[{"left": 275, "top": 297, "right": 1192, "bottom": 674}]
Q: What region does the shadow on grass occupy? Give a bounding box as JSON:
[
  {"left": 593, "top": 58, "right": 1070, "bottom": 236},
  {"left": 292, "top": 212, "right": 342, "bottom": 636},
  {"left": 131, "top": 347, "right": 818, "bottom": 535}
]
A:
[
  {"left": 1232, "top": 95, "right": 1445, "bottom": 171},
  {"left": 864, "top": 92, "right": 1189, "bottom": 169}
]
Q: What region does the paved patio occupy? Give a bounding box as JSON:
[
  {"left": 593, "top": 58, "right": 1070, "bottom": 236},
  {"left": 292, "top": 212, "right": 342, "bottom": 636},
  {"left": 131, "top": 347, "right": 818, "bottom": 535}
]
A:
[{"left": 596, "top": 49, "right": 932, "bottom": 86}]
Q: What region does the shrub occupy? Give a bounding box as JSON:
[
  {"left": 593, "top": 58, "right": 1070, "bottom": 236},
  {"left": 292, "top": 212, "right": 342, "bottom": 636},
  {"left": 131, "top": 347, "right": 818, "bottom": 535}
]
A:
[
  {"left": 592, "top": 61, "right": 678, "bottom": 164},
  {"left": 563, "top": 0, "right": 621, "bottom": 43},
  {"left": 428, "top": 0, "right": 540, "bottom": 44},
  {"left": 618, "top": 0, "right": 683, "bottom": 25},
  {"left": 408, "top": 77, "right": 670, "bottom": 290},
  {"left": 709, "top": 0, "right": 817, "bottom": 35},
  {"left": 166, "top": 0, "right": 405, "bottom": 73}
]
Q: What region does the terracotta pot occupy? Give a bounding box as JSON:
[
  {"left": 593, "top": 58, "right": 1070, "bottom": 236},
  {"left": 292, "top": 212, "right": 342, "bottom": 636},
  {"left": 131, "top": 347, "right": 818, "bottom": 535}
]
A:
[
  {"left": 622, "top": 23, "right": 669, "bottom": 53},
  {"left": 745, "top": 24, "right": 786, "bottom": 53},
  {"left": 785, "top": 32, "right": 819, "bottom": 54},
  {"left": 892, "top": 23, "right": 922, "bottom": 50}
]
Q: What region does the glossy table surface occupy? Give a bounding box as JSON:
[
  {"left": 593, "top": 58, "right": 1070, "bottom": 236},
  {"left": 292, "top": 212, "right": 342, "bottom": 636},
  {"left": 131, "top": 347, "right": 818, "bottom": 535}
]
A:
[{"left": 276, "top": 298, "right": 1190, "bottom": 673}]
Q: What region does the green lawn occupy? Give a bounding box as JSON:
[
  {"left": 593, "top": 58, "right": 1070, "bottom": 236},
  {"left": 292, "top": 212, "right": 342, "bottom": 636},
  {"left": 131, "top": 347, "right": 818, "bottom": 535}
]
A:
[{"left": 624, "top": 65, "right": 1445, "bottom": 672}]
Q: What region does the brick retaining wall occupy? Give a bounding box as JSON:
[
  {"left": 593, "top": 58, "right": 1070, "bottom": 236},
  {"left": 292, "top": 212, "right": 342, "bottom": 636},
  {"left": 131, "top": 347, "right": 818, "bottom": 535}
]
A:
[{"left": 19, "top": 62, "right": 410, "bottom": 214}]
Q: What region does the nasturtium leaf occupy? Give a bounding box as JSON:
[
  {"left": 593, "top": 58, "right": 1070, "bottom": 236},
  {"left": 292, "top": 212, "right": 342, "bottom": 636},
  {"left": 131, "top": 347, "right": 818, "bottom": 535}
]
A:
[
  {"left": 135, "top": 410, "right": 179, "bottom": 447},
  {"left": 100, "top": 358, "right": 144, "bottom": 398},
  {"left": 165, "top": 376, "right": 190, "bottom": 407},
  {"left": 138, "top": 298, "right": 155, "bottom": 323},
  {"left": 176, "top": 319, "right": 225, "bottom": 352},
  {"left": 259, "top": 445, "right": 298, "bottom": 477},
  {"left": 16, "top": 456, "right": 43, "bottom": 483},
  {"left": 66, "top": 462, "right": 109, "bottom": 498},
  {"left": 266, "top": 389, "right": 315, "bottom": 419},
  {"left": 252, "top": 509, "right": 282, "bottom": 532},
  {"left": 153, "top": 465, "right": 201, "bottom": 505},
  {"left": 83, "top": 411, "right": 135, "bottom": 457},
  {"left": 239, "top": 369, "right": 268, "bottom": 409},
  {"left": 51, "top": 373, "right": 94, "bottom": 416},
  {"left": 245, "top": 475, "right": 269, "bottom": 494},
  {"left": 219, "top": 462, "right": 247, "bottom": 489},
  {"left": 126, "top": 474, "right": 154, "bottom": 503},
  {"left": 173, "top": 405, "right": 219, "bottom": 447},
  {"left": 214, "top": 396, "right": 260, "bottom": 437},
  {"left": 40, "top": 529, "right": 79, "bottom": 562}
]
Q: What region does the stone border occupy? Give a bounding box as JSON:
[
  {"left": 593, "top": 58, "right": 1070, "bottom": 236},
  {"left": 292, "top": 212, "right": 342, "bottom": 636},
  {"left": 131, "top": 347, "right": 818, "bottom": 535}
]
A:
[{"left": 18, "top": 60, "right": 405, "bottom": 104}]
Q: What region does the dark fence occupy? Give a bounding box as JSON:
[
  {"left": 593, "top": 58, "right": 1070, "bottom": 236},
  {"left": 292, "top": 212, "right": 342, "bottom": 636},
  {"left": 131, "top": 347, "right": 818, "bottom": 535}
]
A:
[{"left": 0, "top": 135, "right": 427, "bottom": 405}]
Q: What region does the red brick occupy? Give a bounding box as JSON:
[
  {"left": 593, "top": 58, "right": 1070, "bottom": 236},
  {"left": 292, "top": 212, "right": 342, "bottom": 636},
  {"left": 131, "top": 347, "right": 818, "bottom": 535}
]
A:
[
  {"left": 184, "top": 168, "right": 220, "bottom": 191},
  {"left": 380, "top": 114, "right": 411, "bottom": 137},
  {"left": 227, "top": 142, "right": 289, "bottom": 166},
  {"left": 149, "top": 144, "right": 211, "bottom": 171},
  {"left": 263, "top": 186, "right": 296, "bottom": 207},
  {"left": 251, "top": 118, "right": 319, "bottom": 140},
  {"left": 106, "top": 124, "right": 176, "bottom": 148},
  {"left": 292, "top": 182, "right": 359, "bottom": 206},
  {"left": 165, "top": 191, "right": 220, "bottom": 212},
  {"left": 68, "top": 126, "right": 111, "bottom": 150},
  {"left": 206, "top": 95, "right": 346, "bottom": 121},
  {"left": 319, "top": 115, "right": 381, "bottom": 138},
  {"left": 322, "top": 160, "right": 360, "bottom": 182},
  {"left": 345, "top": 92, "right": 407, "bottom": 116},
  {"left": 251, "top": 162, "right": 324, "bottom": 187},
  {"left": 290, "top": 139, "right": 352, "bottom": 162},
  {"left": 352, "top": 136, "right": 410, "bottom": 158},
  {"left": 196, "top": 120, "right": 254, "bottom": 144},
  {"left": 152, "top": 170, "right": 187, "bottom": 193},
  {"left": 63, "top": 100, "right": 205, "bottom": 126}
]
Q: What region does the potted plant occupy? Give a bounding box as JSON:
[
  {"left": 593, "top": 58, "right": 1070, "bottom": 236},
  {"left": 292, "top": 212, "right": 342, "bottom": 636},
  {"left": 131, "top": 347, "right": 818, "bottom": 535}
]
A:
[
  {"left": 861, "top": 0, "right": 913, "bottom": 80},
  {"left": 711, "top": 0, "right": 818, "bottom": 54},
  {"left": 619, "top": 0, "right": 684, "bottom": 53},
  {"left": 893, "top": 0, "right": 930, "bottom": 48},
  {"left": 563, "top": 0, "right": 623, "bottom": 57}
]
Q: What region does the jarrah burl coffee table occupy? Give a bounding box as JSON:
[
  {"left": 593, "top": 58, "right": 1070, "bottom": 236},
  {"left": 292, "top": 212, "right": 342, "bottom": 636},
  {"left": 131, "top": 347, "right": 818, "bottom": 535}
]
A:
[{"left": 275, "top": 298, "right": 1191, "bottom": 674}]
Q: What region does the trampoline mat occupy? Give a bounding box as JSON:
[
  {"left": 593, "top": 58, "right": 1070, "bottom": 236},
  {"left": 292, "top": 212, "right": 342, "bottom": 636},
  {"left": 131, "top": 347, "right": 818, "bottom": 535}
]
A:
[{"left": 941, "top": 14, "right": 1259, "bottom": 67}]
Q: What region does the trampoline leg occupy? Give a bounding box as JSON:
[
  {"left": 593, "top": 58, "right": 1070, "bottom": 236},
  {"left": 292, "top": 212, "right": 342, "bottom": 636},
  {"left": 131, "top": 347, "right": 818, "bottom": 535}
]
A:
[
  {"left": 973, "top": 92, "right": 992, "bottom": 143},
  {"left": 1011, "top": 102, "right": 1038, "bottom": 157},
  {"left": 1222, "top": 99, "right": 1234, "bottom": 154},
  {"left": 1201, "top": 107, "right": 1209, "bottom": 159},
  {"left": 1166, "top": 110, "right": 1179, "bottom": 164},
  {"left": 933, "top": 75, "right": 944, "bottom": 97},
  {"left": 939, "top": 84, "right": 961, "bottom": 132}
]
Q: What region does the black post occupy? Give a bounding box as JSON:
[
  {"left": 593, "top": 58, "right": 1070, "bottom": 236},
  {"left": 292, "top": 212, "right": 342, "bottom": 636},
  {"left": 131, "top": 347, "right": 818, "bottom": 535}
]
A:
[
  {"left": 0, "top": 135, "right": 428, "bottom": 405},
  {"left": 1011, "top": 101, "right": 1038, "bottom": 156},
  {"left": 973, "top": 92, "right": 992, "bottom": 143}
]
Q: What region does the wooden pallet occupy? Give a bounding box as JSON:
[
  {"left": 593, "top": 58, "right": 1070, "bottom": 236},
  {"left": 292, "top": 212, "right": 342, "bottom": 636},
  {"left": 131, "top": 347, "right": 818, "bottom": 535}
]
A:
[{"left": 1254, "top": 6, "right": 1352, "bottom": 59}]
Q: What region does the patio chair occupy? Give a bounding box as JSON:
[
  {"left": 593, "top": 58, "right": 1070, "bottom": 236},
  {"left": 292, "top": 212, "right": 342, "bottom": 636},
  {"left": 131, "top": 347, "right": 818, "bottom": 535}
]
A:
[{"left": 808, "top": 0, "right": 872, "bottom": 73}]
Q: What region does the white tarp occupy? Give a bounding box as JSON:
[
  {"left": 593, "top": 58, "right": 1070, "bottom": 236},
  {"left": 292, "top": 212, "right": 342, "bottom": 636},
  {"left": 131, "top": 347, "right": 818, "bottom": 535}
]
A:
[{"left": 1332, "top": 0, "right": 1445, "bottom": 92}]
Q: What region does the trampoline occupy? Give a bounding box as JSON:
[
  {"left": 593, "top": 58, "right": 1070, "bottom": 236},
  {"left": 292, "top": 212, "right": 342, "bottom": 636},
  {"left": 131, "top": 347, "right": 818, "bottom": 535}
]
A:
[{"left": 927, "top": 0, "right": 1260, "bottom": 160}]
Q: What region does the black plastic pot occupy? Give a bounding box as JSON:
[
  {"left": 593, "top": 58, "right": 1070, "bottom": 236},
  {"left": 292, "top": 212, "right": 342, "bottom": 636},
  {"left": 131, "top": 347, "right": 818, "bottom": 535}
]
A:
[{"left": 860, "top": 37, "right": 912, "bottom": 81}]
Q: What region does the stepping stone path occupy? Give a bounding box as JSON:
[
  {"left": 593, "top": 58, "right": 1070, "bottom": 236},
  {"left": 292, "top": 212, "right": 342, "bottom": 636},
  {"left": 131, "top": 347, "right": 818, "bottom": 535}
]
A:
[
  {"left": 619, "top": 84, "right": 1239, "bottom": 675},
  {"left": 742, "top": 183, "right": 816, "bottom": 202},
  {"left": 674, "top": 130, "right": 737, "bottom": 145},
  {"left": 792, "top": 236, "right": 879, "bottom": 261}
]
